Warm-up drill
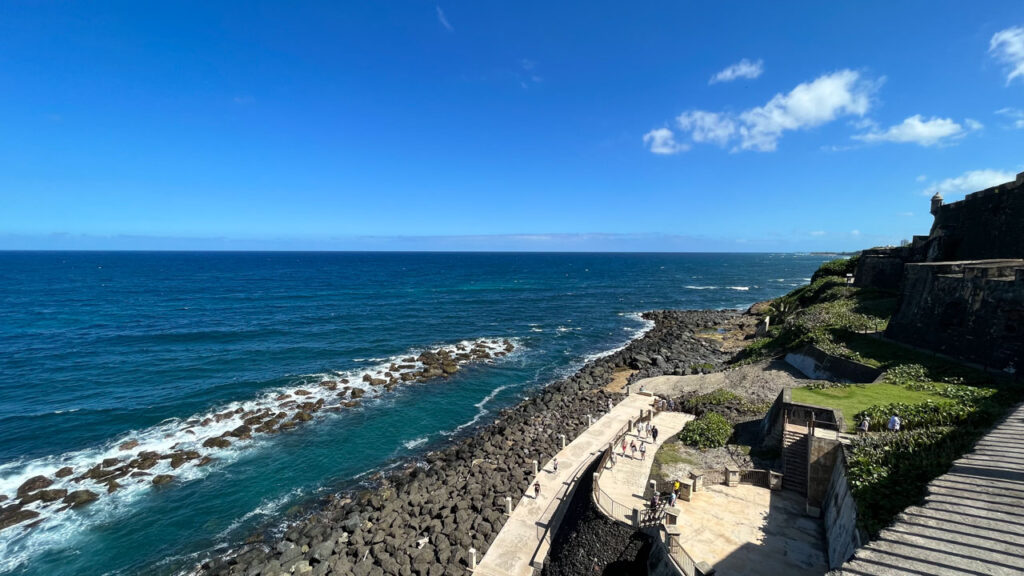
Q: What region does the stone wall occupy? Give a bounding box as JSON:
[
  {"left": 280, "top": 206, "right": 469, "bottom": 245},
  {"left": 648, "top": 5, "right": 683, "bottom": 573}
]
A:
[
  {"left": 822, "top": 446, "right": 862, "bottom": 569},
  {"left": 928, "top": 173, "right": 1024, "bottom": 262},
  {"left": 785, "top": 345, "right": 882, "bottom": 385},
  {"left": 806, "top": 428, "right": 841, "bottom": 514},
  {"left": 885, "top": 261, "right": 1024, "bottom": 370}
]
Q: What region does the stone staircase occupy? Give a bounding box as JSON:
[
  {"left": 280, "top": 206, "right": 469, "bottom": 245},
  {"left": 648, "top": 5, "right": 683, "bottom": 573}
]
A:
[{"left": 782, "top": 423, "right": 808, "bottom": 495}]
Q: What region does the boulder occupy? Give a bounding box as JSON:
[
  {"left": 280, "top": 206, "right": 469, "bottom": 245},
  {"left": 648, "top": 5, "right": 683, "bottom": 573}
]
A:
[
  {"left": 54, "top": 467, "right": 74, "bottom": 479},
  {"left": 0, "top": 508, "right": 39, "bottom": 532},
  {"left": 16, "top": 476, "right": 52, "bottom": 499},
  {"left": 62, "top": 490, "right": 99, "bottom": 508},
  {"left": 294, "top": 389, "right": 311, "bottom": 396},
  {"left": 101, "top": 458, "right": 120, "bottom": 468},
  {"left": 152, "top": 475, "right": 174, "bottom": 486},
  {"left": 119, "top": 440, "right": 140, "bottom": 451},
  {"left": 350, "top": 388, "right": 365, "bottom": 399},
  {"left": 203, "top": 437, "right": 232, "bottom": 449},
  {"left": 293, "top": 411, "right": 313, "bottom": 422}
]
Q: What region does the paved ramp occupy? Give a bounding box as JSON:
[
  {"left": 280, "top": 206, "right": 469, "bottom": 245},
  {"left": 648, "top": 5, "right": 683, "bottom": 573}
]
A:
[
  {"left": 838, "top": 402, "right": 1024, "bottom": 576},
  {"left": 474, "top": 394, "right": 657, "bottom": 576}
]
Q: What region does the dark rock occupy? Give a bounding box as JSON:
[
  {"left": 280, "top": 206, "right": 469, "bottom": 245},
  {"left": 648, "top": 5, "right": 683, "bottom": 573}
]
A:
[
  {"left": 152, "top": 475, "right": 174, "bottom": 486},
  {"left": 55, "top": 467, "right": 74, "bottom": 478},
  {"left": 16, "top": 476, "right": 52, "bottom": 498},
  {"left": 203, "top": 437, "right": 232, "bottom": 449},
  {"left": 0, "top": 508, "right": 39, "bottom": 532},
  {"left": 62, "top": 490, "right": 99, "bottom": 508},
  {"left": 119, "top": 440, "right": 140, "bottom": 451}
]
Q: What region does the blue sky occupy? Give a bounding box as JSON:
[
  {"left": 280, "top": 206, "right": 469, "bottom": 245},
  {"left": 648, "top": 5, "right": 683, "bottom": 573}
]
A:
[{"left": 1, "top": 1, "right": 1022, "bottom": 251}]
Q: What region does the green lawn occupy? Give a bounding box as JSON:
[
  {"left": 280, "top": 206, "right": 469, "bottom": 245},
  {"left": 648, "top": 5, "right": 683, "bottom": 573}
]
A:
[{"left": 791, "top": 383, "right": 944, "bottom": 428}]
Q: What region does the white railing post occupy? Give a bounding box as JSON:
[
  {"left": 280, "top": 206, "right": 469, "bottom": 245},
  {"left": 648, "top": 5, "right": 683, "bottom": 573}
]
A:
[
  {"left": 505, "top": 496, "right": 512, "bottom": 515},
  {"left": 469, "top": 547, "right": 477, "bottom": 570},
  {"left": 533, "top": 459, "right": 538, "bottom": 475},
  {"left": 561, "top": 433, "right": 566, "bottom": 448}
]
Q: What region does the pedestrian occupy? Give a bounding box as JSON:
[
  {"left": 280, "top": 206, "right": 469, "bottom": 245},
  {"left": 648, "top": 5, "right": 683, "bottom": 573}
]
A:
[
  {"left": 637, "top": 421, "right": 644, "bottom": 437},
  {"left": 640, "top": 443, "right": 646, "bottom": 460},
  {"left": 673, "top": 480, "right": 681, "bottom": 494},
  {"left": 630, "top": 440, "right": 637, "bottom": 458},
  {"left": 858, "top": 416, "right": 870, "bottom": 434},
  {"left": 646, "top": 422, "right": 652, "bottom": 437},
  {"left": 887, "top": 413, "right": 901, "bottom": 431},
  {"left": 621, "top": 438, "right": 627, "bottom": 454},
  {"left": 652, "top": 426, "right": 659, "bottom": 443},
  {"left": 651, "top": 492, "right": 660, "bottom": 509},
  {"left": 534, "top": 481, "right": 541, "bottom": 498},
  {"left": 552, "top": 457, "right": 559, "bottom": 473},
  {"left": 669, "top": 491, "right": 677, "bottom": 507}
]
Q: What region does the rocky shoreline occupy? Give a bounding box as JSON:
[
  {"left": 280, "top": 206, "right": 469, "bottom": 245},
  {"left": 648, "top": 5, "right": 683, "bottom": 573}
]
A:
[{"left": 195, "top": 309, "right": 748, "bottom": 576}]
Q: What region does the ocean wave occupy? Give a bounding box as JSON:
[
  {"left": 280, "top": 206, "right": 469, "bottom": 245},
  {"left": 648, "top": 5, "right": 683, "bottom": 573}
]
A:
[
  {"left": 683, "top": 285, "right": 718, "bottom": 290},
  {"left": 728, "top": 286, "right": 750, "bottom": 291},
  {"left": 0, "top": 336, "right": 522, "bottom": 570},
  {"left": 402, "top": 437, "right": 428, "bottom": 450}
]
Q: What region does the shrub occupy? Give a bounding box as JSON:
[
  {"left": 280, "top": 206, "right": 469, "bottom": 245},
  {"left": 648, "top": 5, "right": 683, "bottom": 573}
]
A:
[
  {"left": 881, "top": 363, "right": 929, "bottom": 387},
  {"left": 811, "top": 256, "right": 859, "bottom": 283},
  {"left": 678, "top": 413, "right": 733, "bottom": 449},
  {"left": 854, "top": 399, "right": 973, "bottom": 432}
]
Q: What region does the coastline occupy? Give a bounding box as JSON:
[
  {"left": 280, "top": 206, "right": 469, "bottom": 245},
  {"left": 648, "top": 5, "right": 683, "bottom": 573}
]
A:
[{"left": 194, "top": 308, "right": 752, "bottom": 576}]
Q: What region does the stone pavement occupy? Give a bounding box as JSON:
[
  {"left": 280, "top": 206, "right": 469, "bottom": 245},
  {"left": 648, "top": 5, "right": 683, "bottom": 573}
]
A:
[
  {"left": 473, "top": 393, "right": 658, "bottom": 576},
  {"left": 675, "top": 483, "right": 827, "bottom": 575},
  {"left": 593, "top": 410, "right": 693, "bottom": 524},
  {"left": 838, "top": 402, "right": 1024, "bottom": 576}
]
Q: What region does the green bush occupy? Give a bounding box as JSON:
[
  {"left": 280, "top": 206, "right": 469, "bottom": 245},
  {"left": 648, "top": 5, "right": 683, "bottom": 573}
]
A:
[
  {"left": 678, "top": 413, "right": 733, "bottom": 449},
  {"left": 854, "top": 400, "right": 973, "bottom": 432},
  {"left": 847, "top": 426, "right": 975, "bottom": 537},
  {"left": 811, "top": 256, "right": 859, "bottom": 283},
  {"left": 881, "top": 363, "right": 929, "bottom": 387}
]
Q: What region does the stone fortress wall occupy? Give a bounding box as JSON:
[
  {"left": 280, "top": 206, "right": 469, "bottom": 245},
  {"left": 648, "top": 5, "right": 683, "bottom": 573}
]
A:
[{"left": 855, "top": 170, "right": 1024, "bottom": 370}]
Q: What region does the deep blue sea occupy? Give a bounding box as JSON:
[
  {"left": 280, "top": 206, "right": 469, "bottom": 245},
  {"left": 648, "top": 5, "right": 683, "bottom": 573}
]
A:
[{"left": 0, "top": 252, "right": 829, "bottom": 575}]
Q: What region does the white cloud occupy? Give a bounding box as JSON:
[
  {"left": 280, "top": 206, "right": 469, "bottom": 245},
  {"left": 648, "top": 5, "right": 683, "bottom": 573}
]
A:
[
  {"left": 709, "top": 59, "right": 764, "bottom": 84},
  {"left": 676, "top": 111, "right": 736, "bottom": 146},
  {"left": 850, "top": 229, "right": 861, "bottom": 236},
  {"left": 923, "top": 169, "right": 1014, "bottom": 198},
  {"left": 810, "top": 230, "right": 826, "bottom": 236},
  {"left": 436, "top": 6, "right": 453, "bottom": 31},
  {"left": 916, "top": 174, "right": 927, "bottom": 182},
  {"left": 855, "top": 115, "right": 976, "bottom": 147},
  {"left": 643, "top": 128, "right": 689, "bottom": 155},
  {"left": 661, "top": 69, "right": 878, "bottom": 153},
  {"left": 996, "top": 107, "right": 1024, "bottom": 128},
  {"left": 990, "top": 26, "right": 1024, "bottom": 85},
  {"left": 964, "top": 118, "right": 984, "bottom": 131}
]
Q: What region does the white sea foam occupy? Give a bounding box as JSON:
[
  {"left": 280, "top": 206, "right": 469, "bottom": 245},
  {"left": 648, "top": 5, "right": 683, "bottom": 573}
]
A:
[
  {"left": 402, "top": 437, "right": 428, "bottom": 450},
  {"left": 216, "top": 489, "right": 302, "bottom": 541},
  {"left": 683, "top": 285, "right": 718, "bottom": 290},
  {"left": 441, "top": 384, "right": 513, "bottom": 436},
  {"left": 0, "top": 336, "right": 521, "bottom": 570},
  {"left": 728, "top": 286, "right": 750, "bottom": 291}
]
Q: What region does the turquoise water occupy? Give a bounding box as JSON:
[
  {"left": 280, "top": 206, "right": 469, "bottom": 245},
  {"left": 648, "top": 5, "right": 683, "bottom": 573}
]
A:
[{"left": 0, "top": 252, "right": 829, "bottom": 575}]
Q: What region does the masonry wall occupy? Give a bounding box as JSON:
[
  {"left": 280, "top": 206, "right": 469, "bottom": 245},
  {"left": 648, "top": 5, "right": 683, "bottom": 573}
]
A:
[
  {"left": 886, "top": 264, "right": 1024, "bottom": 370},
  {"left": 822, "top": 448, "right": 862, "bottom": 569},
  {"left": 929, "top": 177, "right": 1024, "bottom": 262}
]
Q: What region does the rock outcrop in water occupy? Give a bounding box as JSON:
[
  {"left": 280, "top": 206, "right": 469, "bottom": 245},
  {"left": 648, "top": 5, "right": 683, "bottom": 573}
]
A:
[
  {"left": 197, "top": 309, "right": 746, "bottom": 576},
  {"left": 0, "top": 339, "right": 516, "bottom": 534}
]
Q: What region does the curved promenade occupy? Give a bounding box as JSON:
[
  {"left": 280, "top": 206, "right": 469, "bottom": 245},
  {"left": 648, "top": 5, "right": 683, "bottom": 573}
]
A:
[{"left": 473, "top": 393, "right": 657, "bottom": 576}]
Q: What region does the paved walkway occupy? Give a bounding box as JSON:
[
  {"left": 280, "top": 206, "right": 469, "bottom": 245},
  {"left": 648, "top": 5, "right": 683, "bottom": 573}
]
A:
[
  {"left": 593, "top": 410, "right": 692, "bottom": 524},
  {"left": 474, "top": 393, "right": 658, "bottom": 576},
  {"left": 839, "top": 402, "right": 1024, "bottom": 576},
  {"left": 676, "top": 483, "right": 827, "bottom": 575}
]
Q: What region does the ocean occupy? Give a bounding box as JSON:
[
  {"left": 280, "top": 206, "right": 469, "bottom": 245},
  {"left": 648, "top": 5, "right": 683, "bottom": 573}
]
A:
[{"left": 0, "top": 251, "right": 829, "bottom": 575}]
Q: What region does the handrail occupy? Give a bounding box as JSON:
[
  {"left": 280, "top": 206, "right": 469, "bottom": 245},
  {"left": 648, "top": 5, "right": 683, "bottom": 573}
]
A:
[{"left": 533, "top": 455, "right": 593, "bottom": 542}]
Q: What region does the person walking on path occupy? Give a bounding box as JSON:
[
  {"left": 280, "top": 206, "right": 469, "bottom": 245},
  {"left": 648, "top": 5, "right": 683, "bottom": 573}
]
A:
[
  {"left": 622, "top": 438, "right": 628, "bottom": 458},
  {"left": 652, "top": 426, "right": 659, "bottom": 444},
  {"left": 640, "top": 443, "right": 646, "bottom": 461},
  {"left": 552, "top": 457, "right": 558, "bottom": 473},
  {"left": 673, "top": 480, "right": 681, "bottom": 494},
  {"left": 887, "top": 413, "right": 901, "bottom": 431},
  {"left": 859, "top": 416, "right": 871, "bottom": 434},
  {"left": 630, "top": 440, "right": 637, "bottom": 459},
  {"left": 533, "top": 481, "right": 541, "bottom": 498},
  {"left": 669, "top": 491, "right": 677, "bottom": 507}
]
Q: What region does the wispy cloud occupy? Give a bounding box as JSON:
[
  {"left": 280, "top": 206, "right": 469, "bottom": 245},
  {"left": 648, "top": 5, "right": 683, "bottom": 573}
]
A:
[
  {"left": 922, "top": 169, "right": 1014, "bottom": 198},
  {"left": 810, "top": 230, "right": 826, "bottom": 237},
  {"left": 709, "top": 59, "right": 764, "bottom": 84},
  {"left": 518, "top": 59, "right": 542, "bottom": 88},
  {"left": 854, "top": 115, "right": 979, "bottom": 147},
  {"left": 642, "top": 128, "right": 689, "bottom": 155},
  {"left": 436, "top": 5, "right": 453, "bottom": 31},
  {"left": 996, "top": 107, "right": 1024, "bottom": 128},
  {"left": 990, "top": 26, "right": 1024, "bottom": 85},
  {"left": 647, "top": 69, "right": 879, "bottom": 154}
]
